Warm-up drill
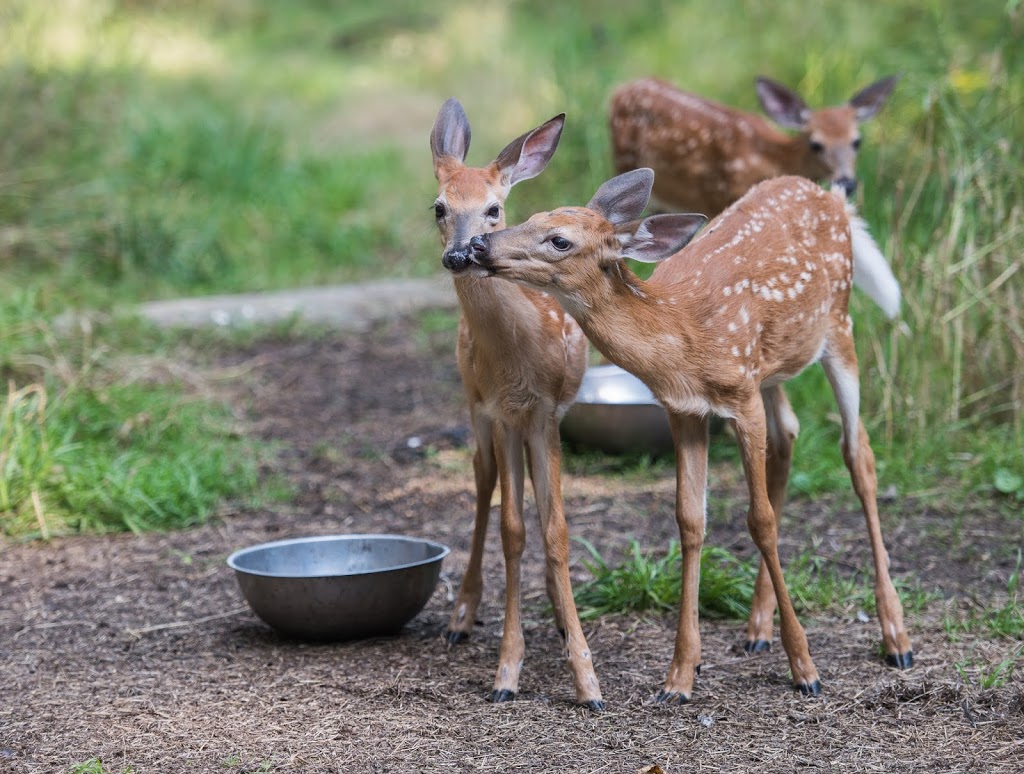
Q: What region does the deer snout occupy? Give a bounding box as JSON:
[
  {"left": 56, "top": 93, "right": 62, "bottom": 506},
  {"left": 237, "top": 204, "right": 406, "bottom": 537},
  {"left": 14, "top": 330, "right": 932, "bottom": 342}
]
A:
[
  {"left": 835, "top": 176, "right": 858, "bottom": 197},
  {"left": 469, "top": 234, "right": 490, "bottom": 262},
  {"left": 442, "top": 245, "right": 474, "bottom": 273}
]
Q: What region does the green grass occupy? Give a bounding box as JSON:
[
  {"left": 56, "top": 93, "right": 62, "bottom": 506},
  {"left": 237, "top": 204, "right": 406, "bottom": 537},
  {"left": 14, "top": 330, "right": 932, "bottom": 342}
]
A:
[
  {"left": 1, "top": 0, "right": 1022, "bottom": 536},
  {"left": 573, "top": 538, "right": 941, "bottom": 624},
  {"left": 945, "top": 550, "right": 1024, "bottom": 640},
  {"left": 573, "top": 539, "right": 757, "bottom": 621},
  {"left": 0, "top": 308, "right": 265, "bottom": 537},
  {"left": 67, "top": 759, "right": 134, "bottom": 774}
]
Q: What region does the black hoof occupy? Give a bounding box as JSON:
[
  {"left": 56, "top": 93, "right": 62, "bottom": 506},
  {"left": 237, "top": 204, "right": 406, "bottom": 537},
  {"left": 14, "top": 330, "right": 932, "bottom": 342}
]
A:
[
  {"left": 797, "top": 680, "right": 822, "bottom": 696},
  {"left": 583, "top": 699, "right": 606, "bottom": 713},
  {"left": 886, "top": 650, "right": 914, "bottom": 670},
  {"left": 489, "top": 689, "right": 516, "bottom": 704},
  {"left": 654, "top": 689, "right": 690, "bottom": 705},
  {"left": 446, "top": 630, "right": 470, "bottom": 645},
  {"left": 744, "top": 639, "right": 771, "bottom": 654}
]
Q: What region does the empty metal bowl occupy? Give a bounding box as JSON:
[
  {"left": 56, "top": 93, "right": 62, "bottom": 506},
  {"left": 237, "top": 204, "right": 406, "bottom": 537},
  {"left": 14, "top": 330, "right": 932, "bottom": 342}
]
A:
[
  {"left": 561, "top": 364, "right": 674, "bottom": 456},
  {"left": 227, "top": 534, "right": 450, "bottom": 641}
]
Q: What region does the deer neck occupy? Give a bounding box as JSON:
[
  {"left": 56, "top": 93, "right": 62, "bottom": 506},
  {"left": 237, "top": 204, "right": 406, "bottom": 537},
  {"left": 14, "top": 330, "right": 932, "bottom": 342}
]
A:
[
  {"left": 453, "top": 273, "right": 546, "bottom": 349},
  {"left": 562, "top": 264, "right": 701, "bottom": 390}
]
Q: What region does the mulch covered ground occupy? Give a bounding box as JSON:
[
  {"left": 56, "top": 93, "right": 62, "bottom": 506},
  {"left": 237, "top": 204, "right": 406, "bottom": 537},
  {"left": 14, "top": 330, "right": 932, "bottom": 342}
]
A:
[{"left": 2, "top": 315, "right": 1022, "bottom": 772}]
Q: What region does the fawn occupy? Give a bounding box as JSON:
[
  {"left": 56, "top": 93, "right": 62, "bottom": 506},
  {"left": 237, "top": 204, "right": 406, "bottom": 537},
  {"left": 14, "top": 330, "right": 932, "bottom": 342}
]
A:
[
  {"left": 610, "top": 75, "right": 898, "bottom": 217},
  {"left": 465, "top": 169, "right": 912, "bottom": 702},
  {"left": 430, "top": 99, "right": 603, "bottom": 709}
]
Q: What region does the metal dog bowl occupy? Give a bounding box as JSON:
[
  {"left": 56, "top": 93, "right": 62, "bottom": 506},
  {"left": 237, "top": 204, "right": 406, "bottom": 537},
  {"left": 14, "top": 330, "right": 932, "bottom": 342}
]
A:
[
  {"left": 561, "top": 364, "right": 674, "bottom": 456},
  {"left": 227, "top": 534, "right": 450, "bottom": 641}
]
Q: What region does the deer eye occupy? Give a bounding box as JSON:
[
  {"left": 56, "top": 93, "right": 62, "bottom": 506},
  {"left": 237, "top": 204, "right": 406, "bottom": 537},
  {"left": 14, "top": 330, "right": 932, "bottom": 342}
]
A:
[
  {"left": 809, "top": 140, "right": 824, "bottom": 154},
  {"left": 486, "top": 204, "right": 500, "bottom": 219},
  {"left": 852, "top": 137, "right": 862, "bottom": 150},
  {"left": 434, "top": 203, "right": 446, "bottom": 220},
  {"left": 550, "top": 236, "right": 572, "bottom": 251}
]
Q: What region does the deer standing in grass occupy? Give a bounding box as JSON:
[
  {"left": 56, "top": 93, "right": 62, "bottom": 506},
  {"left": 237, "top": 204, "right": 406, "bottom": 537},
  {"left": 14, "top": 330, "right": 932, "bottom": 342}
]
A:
[
  {"left": 466, "top": 169, "right": 913, "bottom": 701},
  {"left": 612, "top": 74, "right": 899, "bottom": 656},
  {"left": 610, "top": 75, "right": 898, "bottom": 217},
  {"left": 429, "top": 99, "right": 603, "bottom": 710}
]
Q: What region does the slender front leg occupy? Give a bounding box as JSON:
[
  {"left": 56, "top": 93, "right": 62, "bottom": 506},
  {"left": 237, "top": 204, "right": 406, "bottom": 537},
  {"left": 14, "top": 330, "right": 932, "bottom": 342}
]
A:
[
  {"left": 490, "top": 423, "right": 527, "bottom": 702},
  {"left": 821, "top": 341, "right": 912, "bottom": 667},
  {"left": 657, "top": 412, "right": 709, "bottom": 704},
  {"left": 448, "top": 408, "right": 498, "bottom": 643},
  {"left": 527, "top": 417, "right": 604, "bottom": 710},
  {"left": 745, "top": 385, "right": 800, "bottom": 653},
  {"left": 733, "top": 398, "right": 821, "bottom": 695}
]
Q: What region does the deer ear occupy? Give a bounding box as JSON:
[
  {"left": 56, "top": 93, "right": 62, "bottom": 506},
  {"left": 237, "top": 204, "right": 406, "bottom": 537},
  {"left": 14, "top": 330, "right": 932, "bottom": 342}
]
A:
[
  {"left": 430, "top": 98, "right": 472, "bottom": 176},
  {"left": 617, "top": 213, "right": 707, "bottom": 263},
  {"left": 755, "top": 77, "right": 810, "bottom": 130},
  {"left": 586, "top": 168, "right": 654, "bottom": 225},
  {"left": 494, "top": 114, "right": 565, "bottom": 187},
  {"left": 849, "top": 75, "right": 898, "bottom": 122}
]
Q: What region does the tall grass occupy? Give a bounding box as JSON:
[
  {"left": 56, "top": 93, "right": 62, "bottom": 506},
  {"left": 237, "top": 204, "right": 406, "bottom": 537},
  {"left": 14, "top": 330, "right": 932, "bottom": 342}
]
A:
[{"left": 0, "top": 0, "right": 1021, "bottom": 536}]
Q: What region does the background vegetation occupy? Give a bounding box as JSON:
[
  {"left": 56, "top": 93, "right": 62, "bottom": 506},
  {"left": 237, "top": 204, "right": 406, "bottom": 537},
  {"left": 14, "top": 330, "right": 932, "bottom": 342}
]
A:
[{"left": 0, "top": 0, "right": 1021, "bottom": 537}]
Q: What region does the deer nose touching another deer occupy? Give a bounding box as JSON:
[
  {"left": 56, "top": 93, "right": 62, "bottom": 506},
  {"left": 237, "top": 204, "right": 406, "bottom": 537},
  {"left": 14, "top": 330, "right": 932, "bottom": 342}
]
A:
[
  {"left": 610, "top": 75, "right": 897, "bottom": 217},
  {"left": 467, "top": 168, "right": 913, "bottom": 702},
  {"left": 430, "top": 99, "right": 605, "bottom": 710}
]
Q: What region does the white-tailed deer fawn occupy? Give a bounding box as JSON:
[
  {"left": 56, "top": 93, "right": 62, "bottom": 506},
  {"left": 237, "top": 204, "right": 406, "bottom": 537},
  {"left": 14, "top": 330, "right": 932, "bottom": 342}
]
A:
[
  {"left": 610, "top": 75, "right": 897, "bottom": 217},
  {"left": 466, "top": 169, "right": 912, "bottom": 702},
  {"left": 430, "top": 99, "right": 603, "bottom": 710}
]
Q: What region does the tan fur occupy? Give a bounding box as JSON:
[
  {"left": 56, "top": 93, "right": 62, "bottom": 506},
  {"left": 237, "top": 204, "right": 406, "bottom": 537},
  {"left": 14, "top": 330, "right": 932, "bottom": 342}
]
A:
[
  {"left": 476, "top": 175, "right": 912, "bottom": 701},
  {"left": 431, "top": 103, "right": 602, "bottom": 708},
  {"left": 610, "top": 76, "right": 892, "bottom": 217}
]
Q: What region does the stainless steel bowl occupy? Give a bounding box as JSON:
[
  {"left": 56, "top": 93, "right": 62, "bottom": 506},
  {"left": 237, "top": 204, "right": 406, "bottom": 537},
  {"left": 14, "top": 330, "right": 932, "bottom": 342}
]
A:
[
  {"left": 227, "top": 534, "right": 450, "bottom": 641},
  {"left": 561, "top": 364, "right": 674, "bottom": 457}
]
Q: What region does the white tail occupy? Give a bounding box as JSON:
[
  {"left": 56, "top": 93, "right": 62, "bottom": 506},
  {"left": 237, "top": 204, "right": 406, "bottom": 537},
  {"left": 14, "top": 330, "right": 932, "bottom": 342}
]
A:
[
  {"left": 610, "top": 75, "right": 898, "bottom": 217},
  {"left": 847, "top": 204, "right": 901, "bottom": 319},
  {"left": 468, "top": 171, "right": 913, "bottom": 703},
  {"left": 430, "top": 99, "right": 604, "bottom": 710}
]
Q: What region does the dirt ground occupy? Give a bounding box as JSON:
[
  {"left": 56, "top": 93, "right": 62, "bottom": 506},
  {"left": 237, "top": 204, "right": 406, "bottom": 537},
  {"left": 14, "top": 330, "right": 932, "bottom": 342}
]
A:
[{"left": 2, "top": 314, "right": 1023, "bottom": 773}]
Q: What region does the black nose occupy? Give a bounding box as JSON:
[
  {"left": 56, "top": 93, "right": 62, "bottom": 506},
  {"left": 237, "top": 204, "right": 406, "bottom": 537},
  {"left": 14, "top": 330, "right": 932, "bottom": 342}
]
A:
[
  {"left": 836, "top": 177, "right": 858, "bottom": 196},
  {"left": 469, "top": 234, "right": 488, "bottom": 257},
  {"left": 442, "top": 246, "right": 473, "bottom": 272}
]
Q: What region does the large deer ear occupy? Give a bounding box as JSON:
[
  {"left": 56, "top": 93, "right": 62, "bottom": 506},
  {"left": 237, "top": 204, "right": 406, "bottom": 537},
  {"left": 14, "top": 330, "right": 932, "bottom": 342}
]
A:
[
  {"left": 586, "top": 168, "right": 654, "bottom": 225},
  {"left": 493, "top": 113, "right": 565, "bottom": 187},
  {"left": 617, "top": 213, "right": 707, "bottom": 263},
  {"left": 430, "top": 98, "right": 472, "bottom": 177},
  {"left": 755, "top": 77, "right": 810, "bottom": 129},
  {"left": 849, "top": 75, "right": 898, "bottom": 122}
]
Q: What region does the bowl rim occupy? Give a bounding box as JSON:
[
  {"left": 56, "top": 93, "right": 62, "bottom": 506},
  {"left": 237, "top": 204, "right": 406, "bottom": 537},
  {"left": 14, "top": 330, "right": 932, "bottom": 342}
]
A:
[
  {"left": 574, "top": 363, "right": 661, "bottom": 407},
  {"left": 226, "top": 533, "right": 451, "bottom": 579}
]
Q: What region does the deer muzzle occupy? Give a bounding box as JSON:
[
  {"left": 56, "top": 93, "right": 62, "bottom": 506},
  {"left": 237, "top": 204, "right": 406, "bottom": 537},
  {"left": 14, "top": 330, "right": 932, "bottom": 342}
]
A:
[
  {"left": 835, "top": 176, "right": 858, "bottom": 197},
  {"left": 442, "top": 245, "right": 475, "bottom": 273},
  {"left": 468, "top": 234, "right": 491, "bottom": 266}
]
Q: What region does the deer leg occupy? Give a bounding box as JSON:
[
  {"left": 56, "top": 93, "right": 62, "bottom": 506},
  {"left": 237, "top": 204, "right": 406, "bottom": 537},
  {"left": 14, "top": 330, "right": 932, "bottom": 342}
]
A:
[
  {"left": 489, "top": 423, "right": 527, "bottom": 703},
  {"left": 525, "top": 443, "right": 566, "bottom": 640},
  {"left": 447, "top": 409, "right": 498, "bottom": 644},
  {"left": 734, "top": 398, "right": 821, "bottom": 695},
  {"left": 745, "top": 385, "right": 800, "bottom": 653},
  {"left": 821, "top": 337, "right": 912, "bottom": 668},
  {"left": 526, "top": 417, "right": 604, "bottom": 710},
  {"left": 657, "top": 412, "right": 709, "bottom": 704}
]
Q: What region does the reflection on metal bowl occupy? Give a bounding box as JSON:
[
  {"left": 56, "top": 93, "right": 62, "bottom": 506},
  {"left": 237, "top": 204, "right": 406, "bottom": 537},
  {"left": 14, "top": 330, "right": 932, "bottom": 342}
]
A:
[
  {"left": 560, "top": 364, "right": 673, "bottom": 457},
  {"left": 227, "top": 534, "right": 450, "bottom": 641}
]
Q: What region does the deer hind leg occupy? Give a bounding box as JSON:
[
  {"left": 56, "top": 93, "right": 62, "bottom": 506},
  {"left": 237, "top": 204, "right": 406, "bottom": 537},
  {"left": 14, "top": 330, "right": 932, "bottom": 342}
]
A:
[
  {"left": 447, "top": 408, "right": 498, "bottom": 644},
  {"left": 526, "top": 417, "right": 604, "bottom": 710},
  {"left": 820, "top": 335, "right": 913, "bottom": 668},
  {"left": 658, "top": 412, "right": 710, "bottom": 704},
  {"left": 734, "top": 396, "right": 821, "bottom": 695},
  {"left": 745, "top": 385, "right": 800, "bottom": 654},
  {"left": 489, "top": 423, "right": 528, "bottom": 703}
]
